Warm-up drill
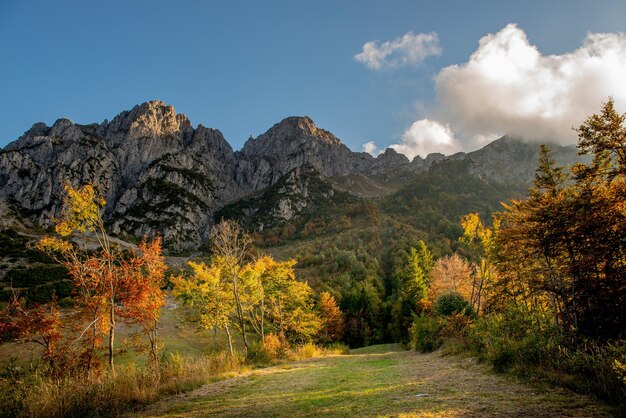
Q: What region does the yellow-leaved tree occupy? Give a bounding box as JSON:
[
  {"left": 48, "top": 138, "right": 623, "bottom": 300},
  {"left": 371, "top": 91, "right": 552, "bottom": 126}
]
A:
[
  {"left": 460, "top": 212, "right": 500, "bottom": 315},
  {"left": 172, "top": 259, "right": 237, "bottom": 356},
  {"left": 174, "top": 220, "right": 321, "bottom": 355}
]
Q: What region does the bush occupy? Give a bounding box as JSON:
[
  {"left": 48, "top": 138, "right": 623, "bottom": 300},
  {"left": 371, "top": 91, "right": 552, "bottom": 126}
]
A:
[
  {"left": 435, "top": 292, "right": 474, "bottom": 317},
  {"left": 467, "top": 303, "right": 559, "bottom": 370},
  {"left": 263, "top": 333, "right": 289, "bottom": 360},
  {"left": 465, "top": 303, "right": 626, "bottom": 410},
  {"left": 289, "top": 343, "right": 320, "bottom": 360},
  {"left": 410, "top": 314, "right": 443, "bottom": 353}
]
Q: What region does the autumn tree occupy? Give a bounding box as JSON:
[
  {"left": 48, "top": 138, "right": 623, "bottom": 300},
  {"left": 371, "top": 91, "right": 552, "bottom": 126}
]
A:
[
  {"left": 172, "top": 259, "right": 237, "bottom": 356},
  {"left": 119, "top": 237, "right": 167, "bottom": 367},
  {"left": 317, "top": 291, "right": 344, "bottom": 343},
  {"left": 0, "top": 295, "right": 62, "bottom": 370},
  {"left": 429, "top": 254, "right": 472, "bottom": 302},
  {"left": 460, "top": 213, "right": 500, "bottom": 315},
  {"left": 38, "top": 183, "right": 167, "bottom": 373},
  {"left": 496, "top": 145, "right": 571, "bottom": 327},
  {"left": 253, "top": 257, "right": 320, "bottom": 343},
  {"left": 174, "top": 250, "right": 321, "bottom": 353},
  {"left": 496, "top": 99, "right": 626, "bottom": 341},
  {"left": 209, "top": 220, "right": 254, "bottom": 352}
]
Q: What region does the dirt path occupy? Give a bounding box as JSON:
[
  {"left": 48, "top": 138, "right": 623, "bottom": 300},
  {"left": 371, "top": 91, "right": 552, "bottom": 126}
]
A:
[{"left": 138, "top": 345, "right": 613, "bottom": 417}]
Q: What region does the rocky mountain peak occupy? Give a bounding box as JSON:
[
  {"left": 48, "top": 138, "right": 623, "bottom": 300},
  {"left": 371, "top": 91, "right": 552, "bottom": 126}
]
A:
[
  {"left": 242, "top": 116, "right": 341, "bottom": 155},
  {"left": 377, "top": 148, "right": 409, "bottom": 163},
  {"left": 24, "top": 122, "right": 51, "bottom": 138},
  {"left": 49, "top": 118, "right": 85, "bottom": 142},
  {"left": 105, "top": 100, "right": 192, "bottom": 142}
]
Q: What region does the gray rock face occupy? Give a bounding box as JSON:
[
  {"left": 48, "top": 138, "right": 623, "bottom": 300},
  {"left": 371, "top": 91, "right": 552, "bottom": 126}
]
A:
[
  {"left": 0, "top": 101, "right": 582, "bottom": 251},
  {"left": 464, "top": 135, "right": 584, "bottom": 184},
  {"left": 0, "top": 101, "right": 236, "bottom": 251},
  {"left": 236, "top": 116, "right": 374, "bottom": 193}
]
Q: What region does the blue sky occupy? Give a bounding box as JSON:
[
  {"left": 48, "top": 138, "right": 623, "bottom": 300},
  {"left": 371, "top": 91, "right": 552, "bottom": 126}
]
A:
[{"left": 2, "top": 0, "right": 626, "bottom": 156}]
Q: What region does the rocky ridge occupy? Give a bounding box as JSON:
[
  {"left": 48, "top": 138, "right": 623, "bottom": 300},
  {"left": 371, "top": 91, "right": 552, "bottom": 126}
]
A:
[{"left": 0, "top": 101, "right": 581, "bottom": 251}]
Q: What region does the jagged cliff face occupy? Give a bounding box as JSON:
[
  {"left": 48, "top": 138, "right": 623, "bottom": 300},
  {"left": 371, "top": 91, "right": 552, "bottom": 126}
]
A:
[
  {"left": 236, "top": 116, "right": 374, "bottom": 193},
  {"left": 0, "top": 101, "right": 238, "bottom": 251},
  {"left": 0, "top": 100, "right": 582, "bottom": 252}
]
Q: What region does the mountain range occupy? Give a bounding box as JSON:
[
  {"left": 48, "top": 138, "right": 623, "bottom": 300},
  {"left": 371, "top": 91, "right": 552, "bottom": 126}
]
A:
[{"left": 0, "top": 100, "right": 582, "bottom": 252}]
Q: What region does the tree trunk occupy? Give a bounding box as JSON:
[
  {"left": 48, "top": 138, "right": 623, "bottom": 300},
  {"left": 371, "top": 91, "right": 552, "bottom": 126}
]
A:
[
  {"left": 108, "top": 302, "right": 115, "bottom": 374},
  {"left": 225, "top": 325, "right": 234, "bottom": 358},
  {"left": 231, "top": 273, "right": 249, "bottom": 353},
  {"left": 149, "top": 319, "right": 159, "bottom": 370},
  {"left": 260, "top": 297, "right": 265, "bottom": 340},
  {"left": 87, "top": 312, "right": 97, "bottom": 371}
]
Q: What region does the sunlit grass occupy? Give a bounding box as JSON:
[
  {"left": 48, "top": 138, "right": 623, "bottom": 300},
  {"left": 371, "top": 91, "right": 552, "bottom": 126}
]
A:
[{"left": 141, "top": 345, "right": 614, "bottom": 417}]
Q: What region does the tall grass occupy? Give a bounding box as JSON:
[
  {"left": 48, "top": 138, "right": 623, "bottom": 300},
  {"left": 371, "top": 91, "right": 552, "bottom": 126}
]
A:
[
  {"left": 3, "top": 352, "right": 246, "bottom": 418},
  {"left": 1, "top": 341, "right": 349, "bottom": 418}
]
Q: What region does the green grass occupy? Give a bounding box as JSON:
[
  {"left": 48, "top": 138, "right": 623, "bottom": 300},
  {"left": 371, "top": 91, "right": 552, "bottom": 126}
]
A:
[
  {"left": 139, "top": 345, "right": 614, "bottom": 417},
  {"left": 349, "top": 343, "right": 407, "bottom": 354}
]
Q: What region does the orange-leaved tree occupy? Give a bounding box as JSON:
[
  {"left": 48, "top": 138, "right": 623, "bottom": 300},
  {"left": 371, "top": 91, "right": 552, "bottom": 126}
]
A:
[
  {"left": 38, "top": 183, "right": 166, "bottom": 373},
  {"left": 429, "top": 254, "right": 473, "bottom": 302},
  {"left": 317, "top": 291, "right": 344, "bottom": 343},
  {"left": 0, "top": 295, "right": 62, "bottom": 370},
  {"left": 119, "top": 237, "right": 167, "bottom": 367}
]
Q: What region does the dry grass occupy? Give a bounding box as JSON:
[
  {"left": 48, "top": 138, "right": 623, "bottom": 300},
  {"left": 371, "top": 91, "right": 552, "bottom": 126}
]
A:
[
  {"left": 15, "top": 352, "right": 247, "bottom": 418},
  {"left": 0, "top": 340, "right": 347, "bottom": 417}
]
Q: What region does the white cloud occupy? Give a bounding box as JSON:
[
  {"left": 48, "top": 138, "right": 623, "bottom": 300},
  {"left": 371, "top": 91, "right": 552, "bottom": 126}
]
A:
[
  {"left": 375, "top": 24, "right": 626, "bottom": 159},
  {"left": 432, "top": 23, "right": 626, "bottom": 150},
  {"left": 390, "top": 119, "right": 460, "bottom": 159},
  {"left": 355, "top": 31, "right": 441, "bottom": 70},
  {"left": 362, "top": 141, "right": 382, "bottom": 156}
]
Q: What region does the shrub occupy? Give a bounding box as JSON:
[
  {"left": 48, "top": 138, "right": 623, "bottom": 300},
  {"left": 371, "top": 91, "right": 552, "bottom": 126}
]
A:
[
  {"left": 263, "top": 333, "right": 288, "bottom": 360},
  {"left": 410, "top": 314, "right": 443, "bottom": 353},
  {"left": 289, "top": 343, "right": 320, "bottom": 360},
  {"left": 464, "top": 302, "right": 626, "bottom": 410},
  {"left": 435, "top": 292, "right": 474, "bottom": 317},
  {"left": 246, "top": 341, "right": 272, "bottom": 365}
]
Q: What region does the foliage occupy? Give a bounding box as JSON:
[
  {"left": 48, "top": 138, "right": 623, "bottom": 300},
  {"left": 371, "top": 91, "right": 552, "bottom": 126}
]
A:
[
  {"left": 418, "top": 100, "right": 626, "bottom": 409},
  {"left": 36, "top": 183, "right": 167, "bottom": 373},
  {"left": 410, "top": 314, "right": 442, "bottom": 353},
  {"left": 390, "top": 241, "right": 433, "bottom": 343},
  {"left": 174, "top": 224, "right": 321, "bottom": 356},
  {"left": 172, "top": 259, "right": 237, "bottom": 355},
  {"left": 463, "top": 303, "right": 625, "bottom": 408},
  {"left": 435, "top": 292, "right": 474, "bottom": 317},
  {"left": 0, "top": 297, "right": 62, "bottom": 368},
  {"left": 262, "top": 332, "right": 289, "bottom": 360},
  {"left": 496, "top": 99, "right": 626, "bottom": 341},
  {"left": 429, "top": 254, "right": 472, "bottom": 302},
  {"left": 118, "top": 237, "right": 167, "bottom": 367},
  {"left": 317, "top": 291, "right": 345, "bottom": 343},
  {"left": 460, "top": 212, "right": 500, "bottom": 315}
]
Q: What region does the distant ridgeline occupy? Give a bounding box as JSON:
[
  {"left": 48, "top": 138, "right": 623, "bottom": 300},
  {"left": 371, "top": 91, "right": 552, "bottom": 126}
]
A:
[
  {"left": 0, "top": 101, "right": 582, "bottom": 313},
  {"left": 0, "top": 101, "right": 581, "bottom": 251}
]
